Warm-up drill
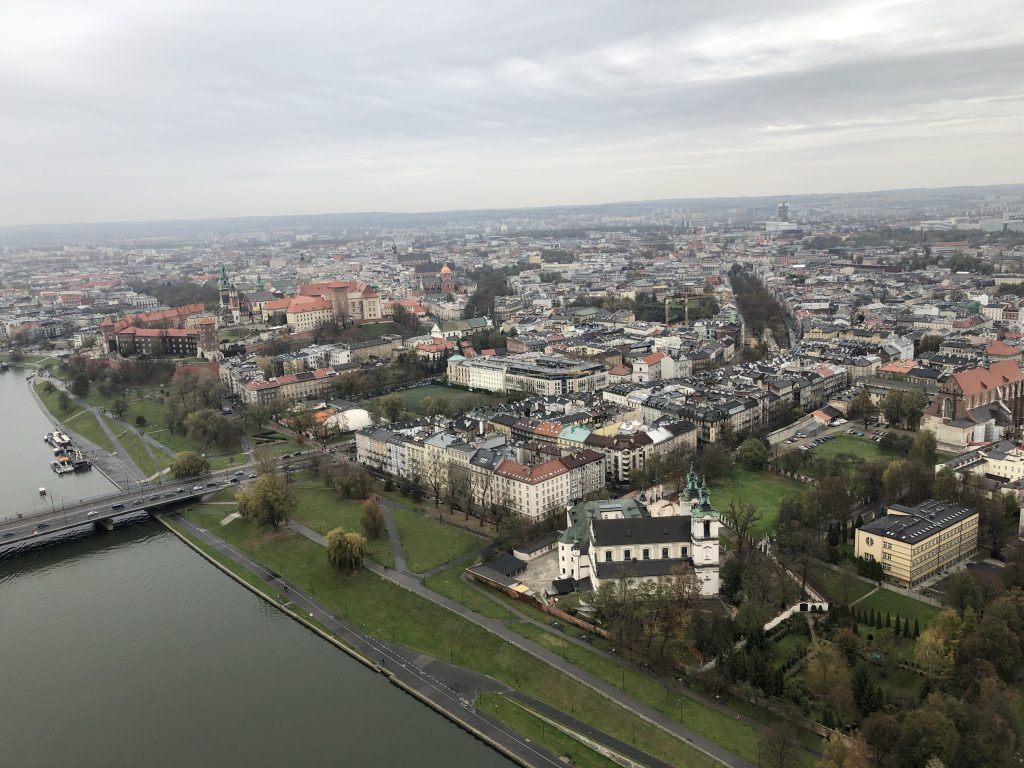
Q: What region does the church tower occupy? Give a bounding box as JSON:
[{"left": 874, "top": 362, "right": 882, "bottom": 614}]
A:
[{"left": 690, "top": 476, "right": 721, "bottom": 595}]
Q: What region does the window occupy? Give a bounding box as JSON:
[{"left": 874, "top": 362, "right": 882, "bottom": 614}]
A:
[
  {"left": 624, "top": 550, "right": 632, "bottom": 561},
  {"left": 883, "top": 542, "right": 892, "bottom": 550},
  {"left": 661, "top": 547, "right": 669, "bottom": 559},
  {"left": 681, "top": 546, "right": 688, "bottom": 557},
  {"left": 605, "top": 550, "right": 612, "bottom": 562},
  {"left": 883, "top": 553, "right": 891, "bottom": 561},
  {"left": 642, "top": 549, "right": 650, "bottom": 560}
]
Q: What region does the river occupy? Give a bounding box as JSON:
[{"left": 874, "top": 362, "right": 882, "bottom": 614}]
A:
[
  {"left": 0, "top": 367, "right": 512, "bottom": 767},
  {"left": 0, "top": 370, "right": 116, "bottom": 519}
]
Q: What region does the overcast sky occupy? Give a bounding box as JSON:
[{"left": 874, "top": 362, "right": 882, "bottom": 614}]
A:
[{"left": 2, "top": 0, "right": 1022, "bottom": 225}]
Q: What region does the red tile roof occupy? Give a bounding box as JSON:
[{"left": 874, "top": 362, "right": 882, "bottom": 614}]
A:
[{"left": 954, "top": 360, "right": 1024, "bottom": 397}]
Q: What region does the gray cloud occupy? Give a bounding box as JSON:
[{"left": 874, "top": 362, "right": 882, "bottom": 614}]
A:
[{"left": 1, "top": 0, "right": 1022, "bottom": 224}]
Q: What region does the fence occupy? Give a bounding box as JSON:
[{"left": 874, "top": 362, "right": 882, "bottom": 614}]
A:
[{"left": 465, "top": 568, "right": 610, "bottom": 639}]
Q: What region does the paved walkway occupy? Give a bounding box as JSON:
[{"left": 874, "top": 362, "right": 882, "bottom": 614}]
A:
[{"left": 286, "top": 519, "right": 752, "bottom": 768}]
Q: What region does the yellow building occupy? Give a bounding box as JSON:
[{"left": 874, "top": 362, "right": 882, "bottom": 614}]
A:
[{"left": 855, "top": 500, "right": 978, "bottom": 588}]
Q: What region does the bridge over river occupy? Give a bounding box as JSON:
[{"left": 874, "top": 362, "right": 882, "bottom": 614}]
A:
[{"left": 0, "top": 467, "right": 253, "bottom": 552}]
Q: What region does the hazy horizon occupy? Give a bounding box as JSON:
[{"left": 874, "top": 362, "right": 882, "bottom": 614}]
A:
[{"left": 3, "top": 0, "right": 1023, "bottom": 227}]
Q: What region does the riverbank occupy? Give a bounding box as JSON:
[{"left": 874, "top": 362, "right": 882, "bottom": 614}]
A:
[
  {"left": 173, "top": 505, "right": 745, "bottom": 768},
  {"left": 160, "top": 512, "right": 577, "bottom": 768}
]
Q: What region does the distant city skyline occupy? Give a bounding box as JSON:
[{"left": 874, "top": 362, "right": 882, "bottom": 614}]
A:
[{"left": 3, "top": 0, "right": 1023, "bottom": 227}]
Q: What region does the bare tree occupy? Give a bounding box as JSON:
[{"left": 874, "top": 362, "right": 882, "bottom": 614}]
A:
[
  {"left": 722, "top": 499, "right": 762, "bottom": 554},
  {"left": 423, "top": 451, "right": 445, "bottom": 506}
]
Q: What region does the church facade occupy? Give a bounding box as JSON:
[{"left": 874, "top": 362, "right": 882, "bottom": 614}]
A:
[{"left": 557, "top": 469, "right": 721, "bottom": 596}]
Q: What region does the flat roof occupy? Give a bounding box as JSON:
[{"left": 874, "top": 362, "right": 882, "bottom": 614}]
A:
[{"left": 861, "top": 500, "right": 977, "bottom": 545}]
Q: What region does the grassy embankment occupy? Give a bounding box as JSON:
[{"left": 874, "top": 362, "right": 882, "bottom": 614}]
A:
[{"left": 175, "top": 511, "right": 724, "bottom": 768}]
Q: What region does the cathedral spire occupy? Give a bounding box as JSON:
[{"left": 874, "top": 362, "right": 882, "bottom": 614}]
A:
[{"left": 218, "top": 265, "right": 230, "bottom": 291}]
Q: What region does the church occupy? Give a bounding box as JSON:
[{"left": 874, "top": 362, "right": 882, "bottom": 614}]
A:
[
  {"left": 556, "top": 469, "right": 721, "bottom": 597},
  {"left": 218, "top": 265, "right": 256, "bottom": 324}
]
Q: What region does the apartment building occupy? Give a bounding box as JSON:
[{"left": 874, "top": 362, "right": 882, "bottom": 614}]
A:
[
  {"left": 855, "top": 499, "right": 979, "bottom": 587},
  {"left": 447, "top": 352, "right": 607, "bottom": 395}
]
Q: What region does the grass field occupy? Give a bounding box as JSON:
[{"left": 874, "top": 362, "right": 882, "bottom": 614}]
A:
[
  {"left": 347, "top": 322, "right": 405, "bottom": 341},
  {"left": 177, "top": 514, "right": 721, "bottom": 768},
  {"left": 856, "top": 588, "right": 941, "bottom": 630},
  {"left": 711, "top": 468, "right": 806, "bottom": 535},
  {"left": 805, "top": 561, "right": 875, "bottom": 605},
  {"left": 389, "top": 504, "right": 485, "bottom": 572},
  {"left": 35, "top": 381, "right": 85, "bottom": 421},
  {"left": 423, "top": 567, "right": 507, "bottom": 620},
  {"left": 110, "top": 424, "right": 164, "bottom": 477},
  {"left": 287, "top": 484, "right": 394, "bottom": 568}
]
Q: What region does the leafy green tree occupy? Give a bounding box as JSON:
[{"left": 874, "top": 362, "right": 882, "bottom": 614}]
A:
[
  {"left": 901, "top": 390, "right": 929, "bottom": 431},
  {"left": 135, "top": 414, "right": 147, "bottom": 427},
  {"left": 697, "top": 441, "right": 733, "bottom": 482},
  {"left": 896, "top": 705, "right": 958, "bottom": 768},
  {"left": 326, "top": 528, "right": 366, "bottom": 572},
  {"left": 847, "top": 389, "right": 877, "bottom": 424},
  {"left": 171, "top": 450, "right": 210, "bottom": 478},
  {"left": 909, "top": 430, "right": 937, "bottom": 465},
  {"left": 57, "top": 390, "right": 71, "bottom": 413},
  {"left": 736, "top": 436, "right": 769, "bottom": 470},
  {"left": 881, "top": 390, "right": 904, "bottom": 427},
  {"left": 236, "top": 472, "right": 296, "bottom": 529}
]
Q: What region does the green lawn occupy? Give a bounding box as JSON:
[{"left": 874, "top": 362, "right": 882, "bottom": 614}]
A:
[
  {"left": 111, "top": 424, "right": 161, "bottom": 477},
  {"left": 347, "top": 321, "right": 405, "bottom": 341},
  {"left": 423, "top": 566, "right": 508, "bottom": 620},
  {"left": 856, "top": 589, "right": 941, "bottom": 630},
  {"left": 251, "top": 432, "right": 303, "bottom": 457},
  {"left": 711, "top": 468, "right": 806, "bottom": 535},
  {"left": 805, "top": 561, "right": 875, "bottom": 605},
  {"left": 389, "top": 504, "right": 486, "bottom": 573},
  {"left": 35, "top": 381, "right": 85, "bottom": 421},
  {"left": 178, "top": 513, "right": 719, "bottom": 768},
  {"left": 68, "top": 411, "right": 117, "bottom": 454},
  {"left": 289, "top": 484, "right": 394, "bottom": 568},
  {"left": 479, "top": 693, "right": 618, "bottom": 768}
]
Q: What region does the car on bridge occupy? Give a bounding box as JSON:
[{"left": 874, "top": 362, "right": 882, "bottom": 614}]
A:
[{"left": 111, "top": 503, "right": 124, "bottom": 510}]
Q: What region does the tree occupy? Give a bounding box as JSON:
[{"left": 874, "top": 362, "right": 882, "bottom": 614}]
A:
[
  {"left": 918, "top": 335, "right": 943, "bottom": 354},
  {"left": 901, "top": 390, "right": 929, "bottom": 431},
  {"left": 758, "top": 717, "right": 802, "bottom": 768},
  {"left": 698, "top": 441, "right": 733, "bottom": 482},
  {"left": 326, "top": 528, "right": 366, "bottom": 572},
  {"left": 909, "top": 430, "right": 937, "bottom": 466},
  {"left": 360, "top": 498, "right": 386, "bottom": 539},
  {"left": 896, "top": 705, "right": 958, "bottom": 768},
  {"left": 134, "top": 414, "right": 147, "bottom": 427},
  {"left": 376, "top": 394, "right": 405, "bottom": 422},
  {"left": 914, "top": 626, "right": 953, "bottom": 677},
  {"left": 942, "top": 570, "right": 985, "bottom": 617},
  {"left": 171, "top": 450, "right": 210, "bottom": 478},
  {"left": 70, "top": 374, "right": 90, "bottom": 398},
  {"left": 722, "top": 500, "right": 762, "bottom": 553},
  {"left": 57, "top": 390, "right": 71, "bottom": 413},
  {"left": 881, "top": 390, "right": 904, "bottom": 427},
  {"left": 236, "top": 472, "right": 296, "bottom": 529},
  {"left": 737, "top": 436, "right": 769, "bottom": 470},
  {"left": 933, "top": 466, "right": 958, "bottom": 502},
  {"left": 847, "top": 389, "right": 877, "bottom": 424},
  {"left": 816, "top": 738, "right": 870, "bottom": 768},
  {"left": 862, "top": 712, "right": 901, "bottom": 767}
]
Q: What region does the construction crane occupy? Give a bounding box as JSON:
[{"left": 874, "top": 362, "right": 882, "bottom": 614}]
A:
[{"left": 664, "top": 287, "right": 712, "bottom": 325}]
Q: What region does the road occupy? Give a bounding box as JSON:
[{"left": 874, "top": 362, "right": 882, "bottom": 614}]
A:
[{"left": 0, "top": 466, "right": 261, "bottom": 544}]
